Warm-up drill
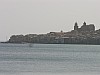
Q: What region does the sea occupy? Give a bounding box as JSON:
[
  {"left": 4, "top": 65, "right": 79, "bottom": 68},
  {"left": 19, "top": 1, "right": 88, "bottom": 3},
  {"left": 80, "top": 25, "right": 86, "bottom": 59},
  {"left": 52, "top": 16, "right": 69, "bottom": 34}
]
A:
[{"left": 0, "top": 43, "right": 100, "bottom": 75}]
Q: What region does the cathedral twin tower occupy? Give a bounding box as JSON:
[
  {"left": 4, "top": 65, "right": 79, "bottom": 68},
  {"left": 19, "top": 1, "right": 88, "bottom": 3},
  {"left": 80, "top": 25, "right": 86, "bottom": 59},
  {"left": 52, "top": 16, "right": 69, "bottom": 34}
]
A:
[{"left": 74, "top": 22, "right": 95, "bottom": 32}]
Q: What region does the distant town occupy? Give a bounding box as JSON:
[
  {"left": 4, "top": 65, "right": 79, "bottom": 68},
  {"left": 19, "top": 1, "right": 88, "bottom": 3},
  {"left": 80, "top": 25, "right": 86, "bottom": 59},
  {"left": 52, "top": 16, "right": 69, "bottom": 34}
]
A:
[{"left": 6, "top": 22, "right": 100, "bottom": 44}]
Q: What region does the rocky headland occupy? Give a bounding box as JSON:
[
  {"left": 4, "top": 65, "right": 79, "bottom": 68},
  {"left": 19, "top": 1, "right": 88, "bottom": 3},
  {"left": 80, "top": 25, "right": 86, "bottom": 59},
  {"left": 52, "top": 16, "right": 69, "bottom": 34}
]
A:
[{"left": 7, "top": 22, "right": 100, "bottom": 45}]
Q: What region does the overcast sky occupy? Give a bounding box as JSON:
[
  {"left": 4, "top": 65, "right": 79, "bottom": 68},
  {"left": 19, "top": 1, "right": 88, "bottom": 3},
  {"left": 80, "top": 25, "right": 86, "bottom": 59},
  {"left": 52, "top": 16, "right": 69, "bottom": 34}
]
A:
[{"left": 0, "top": 0, "right": 100, "bottom": 41}]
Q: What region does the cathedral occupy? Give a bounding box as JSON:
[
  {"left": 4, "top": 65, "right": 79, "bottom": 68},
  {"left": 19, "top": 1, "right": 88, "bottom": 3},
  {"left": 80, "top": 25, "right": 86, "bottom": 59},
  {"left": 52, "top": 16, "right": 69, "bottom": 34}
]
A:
[{"left": 74, "top": 22, "right": 95, "bottom": 32}]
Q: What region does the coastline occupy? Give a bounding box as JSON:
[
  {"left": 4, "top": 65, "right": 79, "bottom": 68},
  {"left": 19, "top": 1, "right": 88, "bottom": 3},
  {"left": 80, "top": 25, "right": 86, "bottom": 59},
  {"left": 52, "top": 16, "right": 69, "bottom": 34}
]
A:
[{"left": 1, "top": 42, "right": 100, "bottom": 45}]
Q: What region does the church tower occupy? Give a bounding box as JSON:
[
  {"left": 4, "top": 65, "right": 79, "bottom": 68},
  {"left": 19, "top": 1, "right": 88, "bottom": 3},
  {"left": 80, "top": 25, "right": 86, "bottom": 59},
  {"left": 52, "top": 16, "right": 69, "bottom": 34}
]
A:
[
  {"left": 83, "top": 22, "right": 86, "bottom": 26},
  {"left": 74, "top": 22, "right": 78, "bottom": 30}
]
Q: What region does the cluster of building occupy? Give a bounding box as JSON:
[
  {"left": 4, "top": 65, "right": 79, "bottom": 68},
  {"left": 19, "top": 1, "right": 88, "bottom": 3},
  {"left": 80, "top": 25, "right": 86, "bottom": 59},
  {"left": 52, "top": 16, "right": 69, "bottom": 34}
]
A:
[{"left": 8, "top": 22, "right": 100, "bottom": 44}]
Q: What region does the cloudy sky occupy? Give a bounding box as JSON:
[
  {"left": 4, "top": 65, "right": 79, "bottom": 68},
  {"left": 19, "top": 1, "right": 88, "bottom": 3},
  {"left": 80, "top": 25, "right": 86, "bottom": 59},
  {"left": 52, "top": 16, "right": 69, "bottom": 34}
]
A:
[{"left": 0, "top": 0, "right": 100, "bottom": 41}]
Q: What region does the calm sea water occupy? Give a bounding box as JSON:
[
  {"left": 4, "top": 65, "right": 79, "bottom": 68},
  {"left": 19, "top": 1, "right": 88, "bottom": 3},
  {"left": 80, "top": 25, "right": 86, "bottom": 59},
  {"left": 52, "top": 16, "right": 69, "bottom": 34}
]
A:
[{"left": 0, "top": 43, "right": 100, "bottom": 75}]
